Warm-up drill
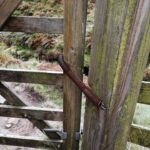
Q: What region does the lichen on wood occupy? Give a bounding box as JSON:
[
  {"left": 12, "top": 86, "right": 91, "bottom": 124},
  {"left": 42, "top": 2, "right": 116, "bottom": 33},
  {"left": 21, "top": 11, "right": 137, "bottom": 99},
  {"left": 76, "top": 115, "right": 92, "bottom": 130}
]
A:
[
  {"left": 129, "top": 124, "right": 150, "bottom": 148},
  {"left": 82, "top": 0, "right": 150, "bottom": 149}
]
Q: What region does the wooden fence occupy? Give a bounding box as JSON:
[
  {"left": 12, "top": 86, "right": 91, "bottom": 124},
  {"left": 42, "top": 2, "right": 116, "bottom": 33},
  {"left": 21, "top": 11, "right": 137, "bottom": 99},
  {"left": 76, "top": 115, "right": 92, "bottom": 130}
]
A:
[
  {"left": 0, "top": 0, "right": 149, "bottom": 150},
  {"left": 129, "top": 81, "right": 150, "bottom": 148},
  {"left": 0, "top": 0, "right": 64, "bottom": 149},
  {"left": 81, "top": 0, "right": 150, "bottom": 150},
  {"left": 0, "top": 0, "right": 87, "bottom": 149}
]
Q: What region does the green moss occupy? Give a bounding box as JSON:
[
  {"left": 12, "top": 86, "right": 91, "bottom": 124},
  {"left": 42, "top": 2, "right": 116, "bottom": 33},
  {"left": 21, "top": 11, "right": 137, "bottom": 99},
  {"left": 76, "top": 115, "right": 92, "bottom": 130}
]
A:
[
  {"left": 112, "top": 0, "right": 137, "bottom": 98},
  {"left": 84, "top": 53, "right": 90, "bottom": 67},
  {"left": 129, "top": 124, "right": 150, "bottom": 147},
  {"left": 114, "top": 5, "right": 150, "bottom": 150}
]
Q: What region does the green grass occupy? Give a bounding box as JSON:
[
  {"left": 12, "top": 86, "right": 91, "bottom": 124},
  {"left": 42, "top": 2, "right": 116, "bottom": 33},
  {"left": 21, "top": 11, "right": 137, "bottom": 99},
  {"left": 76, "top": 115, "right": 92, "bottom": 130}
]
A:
[{"left": 31, "top": 84, "right": 63, "bottom": 108}]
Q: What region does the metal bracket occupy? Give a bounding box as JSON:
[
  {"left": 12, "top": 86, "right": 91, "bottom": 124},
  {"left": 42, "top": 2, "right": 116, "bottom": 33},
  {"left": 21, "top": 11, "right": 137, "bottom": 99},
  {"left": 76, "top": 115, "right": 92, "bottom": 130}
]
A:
[
  {"left": 44, "top": 129, "right": 83, "bottom": 141},
  {"left": 57, "top": 131, "right": 67, "bottom": 140},
  {"left": 44, "top": 129, "right": 67, "bottom": 140},
  {"left": 75, "top": 132, "right": 81, "bottom": 141}
]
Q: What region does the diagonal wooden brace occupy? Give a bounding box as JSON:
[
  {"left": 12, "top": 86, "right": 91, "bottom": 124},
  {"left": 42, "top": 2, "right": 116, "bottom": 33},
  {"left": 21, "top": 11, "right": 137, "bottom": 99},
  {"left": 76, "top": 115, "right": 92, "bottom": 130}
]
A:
[
  {"left": 0, "top": 82, "right": 49, "bottom": 129},
  {"left": 0, "top": 0, "right": 22, "bottom": 28}
]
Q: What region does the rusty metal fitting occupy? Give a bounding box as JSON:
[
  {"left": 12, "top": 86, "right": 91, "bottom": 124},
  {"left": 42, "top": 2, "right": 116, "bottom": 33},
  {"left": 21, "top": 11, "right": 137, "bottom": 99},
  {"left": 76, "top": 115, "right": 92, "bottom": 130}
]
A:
[{"left": 57, "top": 54, "right": 107, "bottom": 110}]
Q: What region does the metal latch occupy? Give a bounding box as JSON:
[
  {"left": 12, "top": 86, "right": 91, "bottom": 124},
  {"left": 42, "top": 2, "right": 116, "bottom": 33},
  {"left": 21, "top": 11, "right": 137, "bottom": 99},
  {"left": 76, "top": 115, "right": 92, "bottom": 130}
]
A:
[
  {"left": 44, "top": 129, "right": 83, "bottom": 141},
  {"left": 44, "top": 129, "right": 67, "bottom": 140},
  {"left": 57, "top": 54, "right": 107, "bottom": 110}
]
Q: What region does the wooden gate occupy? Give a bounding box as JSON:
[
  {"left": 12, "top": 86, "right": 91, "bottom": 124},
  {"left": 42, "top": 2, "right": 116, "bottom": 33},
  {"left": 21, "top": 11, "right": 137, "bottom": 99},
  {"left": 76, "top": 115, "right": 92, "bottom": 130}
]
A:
[
  {"left": 0, "top": 0, "right": 87, "bottom": 149},
  {"left": 0, "top": 1, "right": 64, "bottom": 146},
  {"left": 0, "top": 0, "right": 150, "bottom": 150}
]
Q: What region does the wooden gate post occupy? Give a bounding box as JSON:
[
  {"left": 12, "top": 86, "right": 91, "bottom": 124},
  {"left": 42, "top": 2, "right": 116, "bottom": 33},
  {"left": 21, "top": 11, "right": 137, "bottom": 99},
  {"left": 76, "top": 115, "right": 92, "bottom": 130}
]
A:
[
  {"left": 82, "top": 0, "right": 150, "bottom": 150},
  {"left": 63, "top": 0, "right": 87, "bottom": 150}
]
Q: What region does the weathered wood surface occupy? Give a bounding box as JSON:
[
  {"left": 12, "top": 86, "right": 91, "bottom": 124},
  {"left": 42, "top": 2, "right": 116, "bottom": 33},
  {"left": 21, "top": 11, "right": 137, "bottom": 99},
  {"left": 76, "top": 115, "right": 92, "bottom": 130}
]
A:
[
  {"left": 0, "top": 134, "right": 62, "bottom": 149},
  {"left": 0, "top": 105, "right": 63, "bottom": 121},
  {"left": 82, "top": 0, "right": 150, "bottom": 150},
  {"left": 0, "top": 68, "right": 63, "bottom": 85},
  {"left": 138, "top": 81, "right": 150, "bottom": 105},
  {"left": 0, "top": 0, "right": 21, "bottom": 28},
  {"left": 129, "top": 124, "right": 150, "bottom": 148},
  {"left": 2, "top": 16, "right": 64, "bottom": 34},
  {"left": 63, "top": 0, "right": 87, "bottom": 149},
  {"left": 0, "top": 82, "right": 49, "bottom": 129}
]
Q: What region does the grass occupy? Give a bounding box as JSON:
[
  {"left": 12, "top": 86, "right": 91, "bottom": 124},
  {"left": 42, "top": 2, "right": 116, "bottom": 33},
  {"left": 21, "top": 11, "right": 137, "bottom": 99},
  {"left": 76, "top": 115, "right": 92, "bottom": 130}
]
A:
[
  {"left": 31, "top": 84, "right": 63, "bottom": 108},
  {"left": 14, "top": 0, "right": 63, "bottom": 17},
  {"left": 0, "top": 46, "right": 20, "bottom": 67}
]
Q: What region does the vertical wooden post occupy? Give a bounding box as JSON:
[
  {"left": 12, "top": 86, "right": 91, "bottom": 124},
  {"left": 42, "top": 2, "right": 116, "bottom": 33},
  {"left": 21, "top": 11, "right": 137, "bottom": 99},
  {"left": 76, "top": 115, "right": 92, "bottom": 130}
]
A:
[
  {"left": 82, "top": 0, "right": 150, "bottom": 150},
  {"left": 63, "top": 0, "right": 87, "bottom": 150}
]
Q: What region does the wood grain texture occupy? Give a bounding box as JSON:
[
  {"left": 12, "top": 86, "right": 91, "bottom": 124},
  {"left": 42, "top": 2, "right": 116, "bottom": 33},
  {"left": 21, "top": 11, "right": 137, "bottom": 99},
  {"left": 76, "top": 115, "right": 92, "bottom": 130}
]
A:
[
  {"left": 82, "top": 0, "right": 129, "bottom": 149},
  {"left": 108, "top": 1, "right": 150, "bottom": 149},
  {"left": 2, "top": 16, "right": 64, "bottom": 34},
  {"left": 0, "top": 134, "right": 62, "bottom": 149},
  {"left": 138, "top": 81, "right": 150, "bottom": 105},
  {"left": 63, "top": 0, "right": 88, "bottom": 149},
  {"left": 0, "top": 105, "right": 63, "bottom": 121},
  {"left": 0, "top": 0, "right": 22, "bottom": 28},
  {"left": 0, "top": 68, "right": 63, "bottom": 85},
  {"left": 82, "top": 0, "right": 150, "bottom": 150},
  {"left": 129, "top": 124, "right": 150, "bottom": 148}
]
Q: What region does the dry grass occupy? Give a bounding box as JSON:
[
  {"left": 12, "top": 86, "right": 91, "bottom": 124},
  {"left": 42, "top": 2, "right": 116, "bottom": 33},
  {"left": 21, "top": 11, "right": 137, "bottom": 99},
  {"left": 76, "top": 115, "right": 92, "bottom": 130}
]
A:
[{"left": 0, "top": 51, "right": 20, "bottom": 67}]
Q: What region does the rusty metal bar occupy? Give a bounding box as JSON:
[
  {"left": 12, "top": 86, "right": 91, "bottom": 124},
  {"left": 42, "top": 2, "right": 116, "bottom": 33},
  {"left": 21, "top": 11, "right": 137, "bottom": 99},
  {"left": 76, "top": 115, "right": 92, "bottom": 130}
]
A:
[{"left": 57, "top": 54, "right": 106, "bottom": 110}]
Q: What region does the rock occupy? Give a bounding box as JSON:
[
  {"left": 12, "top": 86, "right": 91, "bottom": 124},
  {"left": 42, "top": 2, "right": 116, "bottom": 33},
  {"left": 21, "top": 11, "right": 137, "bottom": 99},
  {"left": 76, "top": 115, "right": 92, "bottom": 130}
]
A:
[{"left": 5, "top": 123, "right": 12, "bottom": 129}]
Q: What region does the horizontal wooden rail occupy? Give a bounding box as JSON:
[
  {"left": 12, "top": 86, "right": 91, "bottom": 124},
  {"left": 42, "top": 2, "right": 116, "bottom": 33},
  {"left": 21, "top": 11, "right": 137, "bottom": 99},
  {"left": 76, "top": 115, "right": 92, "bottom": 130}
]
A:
[
  {"left": 0, "top": 82, "right": 51, "bottom": 137},
  {"left": 0, "top": 105, "right": 63, "bottom": 121},
  {"left": 0, "top": 68, "right": 63, "bottom": 85},
  {"left": 0, "top": 134, "right": 62, "bottom": 149},
  {"left": 138, "top": 81, "right": 150, "bottom": 105},
  {"left": 2, "top": 16, "right": 64, "bottom": 34},
  {"left": 129, "top": 124, "right": 150, "bottom": 148},
  {"left": 0, "top": 69, "right": 148, "bottom": 100},
  {"left": 0, "top": 82, "right": 64, "bottom": 139}
]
